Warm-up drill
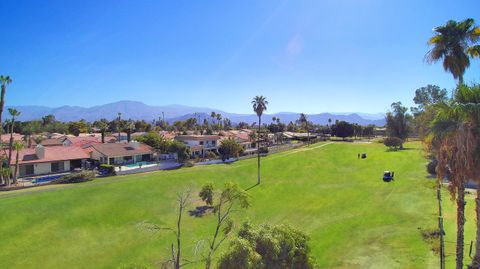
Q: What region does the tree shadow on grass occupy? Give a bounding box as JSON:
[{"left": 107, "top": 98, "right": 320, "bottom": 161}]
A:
[{"left": 188, "top": 205, "right": 214, "bottom": 218}]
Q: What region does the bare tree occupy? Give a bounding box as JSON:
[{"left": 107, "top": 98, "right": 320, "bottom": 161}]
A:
[
  {"left": 199, "top": 182, "right": 250, "bottom": 269},
  {"left": 161, "top": 190, "right": 193, "bottom": 269}
]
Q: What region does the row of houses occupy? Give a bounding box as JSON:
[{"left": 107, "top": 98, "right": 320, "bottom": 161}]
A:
[
  {"left": 6, "top": 130, "right": 254, "bottom": 178},
  {"left": 10, "top": 141, "right": 155, "bottom": 178},
  {"left": 8, "top": 129, "right": 320, "bottom": 179}
]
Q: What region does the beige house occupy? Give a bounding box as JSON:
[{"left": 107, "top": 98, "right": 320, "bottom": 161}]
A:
[
  {"left": 86, "top": 141, "right": 155, "bottom": 165},
  {"left": 175, "top": 135, "right": 221, "bottom": 157},
  {"left": 9, "top": 145, "right": 90, "bottom": 178}
]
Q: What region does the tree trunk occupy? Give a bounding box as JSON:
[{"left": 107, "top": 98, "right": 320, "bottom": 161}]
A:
[
  {"left": 459, "top": 75, "right": 464, "bottom": 86},
  {"left": 257, "top": 116, "right": 261, "bottom": 185},
  {"left": 175, "top": 200, "right": 183, "bottom": 269},
  {"left": 8, "top": 119, "right": 14, "bottom": 166},
  {"left": 0, "top": 85, "right": 5, "bottom": 185},
  {"left": 438, "top": 180, "right": 445, "bottom": 269},
  {"left": 470, "top": 187, "right": 480, "bottom": 268},
  {"left": 206, "top": 206, "right": 222, "bottom": 269},
  {"left": 101, "top": 131, "right": 105, "bottom": 143},
  {"left": 457, "top": 182, "right": 466, "bottom": 269},
  {"left": 13, "top": 151, "right": 19, "bottom": 185}
]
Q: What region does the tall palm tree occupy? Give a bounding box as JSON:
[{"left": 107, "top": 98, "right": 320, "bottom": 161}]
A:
[
  {"left": 0, "top": 75, "right": 12, "bottom": 186},
  {"left": 426, "top": 18, "right": 480, "bottom": 85},
  {"left": 252, "top": 96, "right": 268, "bottom": 185},
  {"left": 431, "top": 84, "right": 480, "bottom": 269},
  {"left": 210, "top": 112, "right": 216, "bottom": 126},
  {"left": 0, "top": 76, "right": 12, "bottom": 130},
  {"left": 7, "top": 108, "right": 20, "bottom": 166},
  {"left": 94, "top": 119, "right": 109, "bottom": 143},
  {"left": 448, "top": 84, "right": 480, "bottom": 269},
  {"left": 117, "top": 112, "right": 122, "bottom": 142},
  {"left": 299, "top": 113, "right": 309, "bottom": 145},
  {"left": 125, "top": 120, "right": 135, "bottom": 143},
  {"left": 216, "top": 113, "right": 222, "bottom": 130},
  {"left": 12, "top": 141, "right": 24, "bottom": 185}
]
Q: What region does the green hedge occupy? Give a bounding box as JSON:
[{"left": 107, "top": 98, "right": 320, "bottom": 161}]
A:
[
  {"left": 52, "top": 171, "right": 96, "bottom": 184},
  {"left": 99, "top": 164, "right": 116, "bottom": 176}
]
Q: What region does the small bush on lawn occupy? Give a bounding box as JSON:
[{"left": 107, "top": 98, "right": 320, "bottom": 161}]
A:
[
  {"left": 383, "top": 137, "right": 403, "bottom": 150},
  {"left": 53, "top": 171, "right": 96, "bottom": 184},
  {"left": 99, "top": 164, "right": 115, "bottom": 176}
]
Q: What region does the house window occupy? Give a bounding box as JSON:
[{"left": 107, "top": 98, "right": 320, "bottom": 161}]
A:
[
  {"left": 51, "top": 162, "right": 64, "bottom": 172},
  {"left": 25, "top": 165, "right": 34, "bottom": 176},
  {"left": 199, "top": 141, "right": 204, "bottom": 145}
]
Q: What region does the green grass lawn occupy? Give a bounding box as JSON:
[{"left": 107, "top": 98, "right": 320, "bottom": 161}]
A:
[{"left": 0, "top": 141, "right": 475, "bottom": 268}]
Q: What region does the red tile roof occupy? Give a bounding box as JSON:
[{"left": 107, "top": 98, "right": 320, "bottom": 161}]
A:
[
  {"left": 41, "top": 138, "right": 64, "bottom": 146},
  {"left": 159, "top": 131, "right": 177, "bottom": 140},
  {"left": 65, "top": 136, "right": 101, "bottom": 147},
  {"left": 9, "top": 146, "right": 90, "bottom": 165}
]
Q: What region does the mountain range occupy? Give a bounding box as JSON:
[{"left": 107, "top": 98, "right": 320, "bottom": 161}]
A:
[{"left": 7, "top": 101, "right": 386, "bottom": 126}]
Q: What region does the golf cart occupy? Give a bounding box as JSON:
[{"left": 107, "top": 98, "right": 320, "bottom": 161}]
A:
[{"left": 383, "top": 171, "right": 394, "bottom": 182}]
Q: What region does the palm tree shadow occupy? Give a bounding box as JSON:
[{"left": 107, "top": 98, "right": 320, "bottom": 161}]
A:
[{"left": 245, "top": 183, "right": 259, "bottom": 191}]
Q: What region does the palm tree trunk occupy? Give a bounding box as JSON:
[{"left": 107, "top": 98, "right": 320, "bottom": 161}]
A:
[
  {"left": 457, "top": 182, "right": 466, "bottom": 269},
  {"left": 101, "top": 131, "right": 105, "bottom": 143},
  {"left": 470, "top": 187, "right": 480, "bottom": 268},
  {"left": 13, "top": 151, "right": 19, "bottom": 185},
  {"left": 0, "top": 85, "right": 5, "bottom": 185},
  {"left": 257, "top": 116, "right": 261, "bottom": 185},
  {"left": 437, "top": 180, "right": 445, "bottom": 269},
  {"left": 8, "top": 119, "right": 14, "bottom": 165},
  {"left": 459, "top": 75, "right": 464, "bottom": 86}
]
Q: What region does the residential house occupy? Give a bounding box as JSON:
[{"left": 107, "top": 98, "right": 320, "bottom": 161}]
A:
[
  {"left": 1, "top": 133, "right": 37, "bottom": 148},
  {"left": 175, "top": 135, "right": 221, "bottom": 157},
  {"left": 41, "top": 138, "right": 65, "bottom": 147},
  {"left": 221, "top": 129, "right": 255, "bottom": 149},
  {"left": 41, "top": 135, "right": 102, "bottom": 148},
  {"left": 86, "top": 141, "right": 155, "bottom": 165},
  {"left": 9, "top": 145, "right": 90, "bottom": 178},
  {"left": 158, "top": 131, "right": 177, "bottom": 140},
  {"left": 62, "top": 136, "right": 102, "bottom": 148}
]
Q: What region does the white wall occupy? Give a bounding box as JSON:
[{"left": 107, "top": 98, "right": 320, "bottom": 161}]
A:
[{"left": 16, "top": 160, "right": 71, "bottom": 177}]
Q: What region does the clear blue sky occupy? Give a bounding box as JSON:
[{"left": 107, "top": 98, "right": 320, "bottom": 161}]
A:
[{"left": 1, "top": 0, "right": 479, "bottom": 114}]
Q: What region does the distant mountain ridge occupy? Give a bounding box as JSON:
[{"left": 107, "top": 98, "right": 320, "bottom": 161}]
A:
[{"left": 7, "top": 100, "right": 386, "bottom": 126}]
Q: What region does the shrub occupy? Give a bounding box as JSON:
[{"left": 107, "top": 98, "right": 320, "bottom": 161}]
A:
[
  {"left": 383, "top": 137, "right": 403, "bottom": 150},
  {"left": 218, "top": 222, "right": 315, "bottom": 269},
  {"left": 218, "top": 138, "right": 243, "bottom": 161},
  {"left": 52, "top": 171, "right": 96, "bottom": 184},
  {"left": 99, "top": 164, "right": 116, "bottom": 176},
  {"left": 259, "top": 147, "right": 269, "bottom": 154},
  {"left": 169, "top": 141, "right": 191, "bottom": 162},
  {"left": 183, "top": 160, "right": 195, "bottom": 167},
  {"left": 205, "top": 151, "right": 217, "bottom": 159}
]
